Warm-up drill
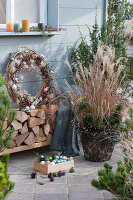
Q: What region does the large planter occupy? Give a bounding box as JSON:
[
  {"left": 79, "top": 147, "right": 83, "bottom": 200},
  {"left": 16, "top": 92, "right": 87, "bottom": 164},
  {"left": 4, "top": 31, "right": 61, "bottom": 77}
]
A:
[{"left": 81, "top": 130, "right": 119, "bottom": 162}]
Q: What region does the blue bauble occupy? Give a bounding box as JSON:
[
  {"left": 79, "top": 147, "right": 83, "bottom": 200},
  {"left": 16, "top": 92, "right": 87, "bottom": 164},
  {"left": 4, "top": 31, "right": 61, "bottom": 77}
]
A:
[{"left": 25, "top": 106, "right": 30, "bottom": 111}]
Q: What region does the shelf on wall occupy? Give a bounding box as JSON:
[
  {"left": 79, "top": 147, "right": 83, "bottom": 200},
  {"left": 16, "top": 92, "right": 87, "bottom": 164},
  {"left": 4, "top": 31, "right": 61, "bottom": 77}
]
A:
[{"left": 0, "top": 31, "right": 61, "bottom": 36}]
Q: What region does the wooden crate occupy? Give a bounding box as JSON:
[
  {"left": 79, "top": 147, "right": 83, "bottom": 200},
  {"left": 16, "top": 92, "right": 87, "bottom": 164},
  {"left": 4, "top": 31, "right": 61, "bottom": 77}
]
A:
[{"left": 34, "top": 157, "right": 74, "bottom": 174}]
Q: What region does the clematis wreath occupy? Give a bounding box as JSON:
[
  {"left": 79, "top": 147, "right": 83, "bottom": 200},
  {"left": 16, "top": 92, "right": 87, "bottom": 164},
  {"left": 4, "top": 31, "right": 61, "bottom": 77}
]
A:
[{"left": 5, "top": 47, "right": 55, "bottom": 111}]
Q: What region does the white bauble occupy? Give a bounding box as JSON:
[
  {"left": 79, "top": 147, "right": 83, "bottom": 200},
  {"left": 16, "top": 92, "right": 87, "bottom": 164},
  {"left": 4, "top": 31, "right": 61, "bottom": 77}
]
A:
[
  {"left": 40, "top": 54, "right": 45, "bottom": 59},
  {"left": 12, "top": 84, "right": 17, "bottom": 91},
  {"left": 51, "top": 162, "right": 55, "bottom": 165},
  {"left": 30, "top": 105, "right": 35, "bottom": 110},
  {"left": 41, "top": 161, "right": 45, "bottom": 165}
]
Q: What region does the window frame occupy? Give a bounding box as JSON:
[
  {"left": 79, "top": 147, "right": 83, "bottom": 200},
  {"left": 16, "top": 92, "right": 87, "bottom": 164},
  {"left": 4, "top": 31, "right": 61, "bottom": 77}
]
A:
[{"left": 0, "top": 0, "right": 47, "bottom": 30}]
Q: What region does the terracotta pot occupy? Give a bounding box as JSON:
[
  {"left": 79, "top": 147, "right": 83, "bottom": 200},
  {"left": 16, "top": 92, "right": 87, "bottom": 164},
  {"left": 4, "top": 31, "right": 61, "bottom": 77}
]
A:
[{"left": 81, "top": 130, "right": 119, "bottom": 162}]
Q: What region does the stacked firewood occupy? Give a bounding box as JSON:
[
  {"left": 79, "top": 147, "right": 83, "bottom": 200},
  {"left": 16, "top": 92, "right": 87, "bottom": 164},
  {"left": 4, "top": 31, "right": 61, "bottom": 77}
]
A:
[{"left": 4, "top": 105, "right": 58, "bottom": 149}]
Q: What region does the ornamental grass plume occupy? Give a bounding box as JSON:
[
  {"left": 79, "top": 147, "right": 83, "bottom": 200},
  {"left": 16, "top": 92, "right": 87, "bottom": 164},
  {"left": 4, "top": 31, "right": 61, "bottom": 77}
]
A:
[{"left": 66, "top": 44, "right": 126, "bottom": 132}]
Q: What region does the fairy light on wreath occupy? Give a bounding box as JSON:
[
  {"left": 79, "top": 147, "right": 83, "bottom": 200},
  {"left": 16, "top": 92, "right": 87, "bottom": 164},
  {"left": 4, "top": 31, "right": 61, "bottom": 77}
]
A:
[{"left": 5, "top": 47, "right": 55, "bottom": 111}]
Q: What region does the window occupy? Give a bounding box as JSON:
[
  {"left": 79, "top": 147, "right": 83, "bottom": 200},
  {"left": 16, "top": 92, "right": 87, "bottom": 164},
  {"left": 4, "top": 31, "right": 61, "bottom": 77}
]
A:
[{"left": 0, "top": 0, "right": 59, "bottom": 31}]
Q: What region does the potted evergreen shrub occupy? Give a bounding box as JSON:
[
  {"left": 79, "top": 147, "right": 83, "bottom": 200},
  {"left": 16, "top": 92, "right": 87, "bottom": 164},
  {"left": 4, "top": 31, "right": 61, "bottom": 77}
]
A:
[
  {"left": 67, "top": 44, "right": 126, "bottom": 162},
  {"left": 91, "top": 109, "right": 133, "bottom": 199}
]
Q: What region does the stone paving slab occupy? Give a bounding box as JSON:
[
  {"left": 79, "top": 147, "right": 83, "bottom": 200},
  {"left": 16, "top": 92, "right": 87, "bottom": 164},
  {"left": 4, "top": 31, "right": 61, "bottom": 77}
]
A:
[
  {"left": 5, "top": 192, "right": 34, "bottom": 200},
  {"left": 37, "top": 173, "right": 67, "bottom": 184},
  {"left": 5, "top": 146, "right": 123, "bottom": 200},
  {"left": 34, "top": 193, "right": 68, "bottom": 200}
]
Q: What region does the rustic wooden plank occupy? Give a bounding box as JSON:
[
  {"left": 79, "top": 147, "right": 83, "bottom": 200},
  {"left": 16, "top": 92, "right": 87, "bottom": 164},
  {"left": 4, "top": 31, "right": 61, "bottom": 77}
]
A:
[{"left": 0, "top": 134, "right": 52, "bottom": 155}]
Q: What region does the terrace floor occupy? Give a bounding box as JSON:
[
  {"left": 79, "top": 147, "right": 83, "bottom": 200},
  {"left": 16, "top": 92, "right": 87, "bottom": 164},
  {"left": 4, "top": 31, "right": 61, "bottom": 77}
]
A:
[{"left": 5, "top": 145, "right": 123, "bottom": 200}]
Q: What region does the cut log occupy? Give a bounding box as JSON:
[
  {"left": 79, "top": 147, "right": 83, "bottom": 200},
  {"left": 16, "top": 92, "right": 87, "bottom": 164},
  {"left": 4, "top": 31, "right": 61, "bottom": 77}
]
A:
[
  {"left": 16, "top": 132, "right": 29, "bottom": 146},
  {"left": 36, "top": 109, "right": 45, "bottom": 119},
  {"left": 29, "top": 117, "right": 44, "bottom": 128},
  {"left": 35, "top": 127, "right": 45, "bottom": 142},
  {"left": 43, "top": 123, "right": 50, "bottom": 136},
  {"left": 32, "top": 126, "right": 39, "bottom": 136},
  {"left": 24, "top": 132, "right": 35, "bottom": 145},
  {"left": 9, "top": 140, "right": 16, "bottom": 149},
  {"left": 35, "top": 136, "right": 47, "bottom": 143},
  {"left": 21, "top": 122, "right": 28, "bottom": 134},
  {"left": 12, "top": 121, "right": 22, "bottom": 130},
  {"left": 41, "top": 105, "right": 47, "bottom": 112},
  {"left": 49, "top": 105, "right": 58, "bottom": 116},
  {"left": 16, "top": 111, "right": 28, "bottom": 123},
  {"left": 26, "top": 110, "right": 38, "bottom": 117},
  {"left": 12, "top": 130, "right": 18, "bottom": 139},
  {"left": 39, "top": 127, "right": 45, "bottom": 137}
]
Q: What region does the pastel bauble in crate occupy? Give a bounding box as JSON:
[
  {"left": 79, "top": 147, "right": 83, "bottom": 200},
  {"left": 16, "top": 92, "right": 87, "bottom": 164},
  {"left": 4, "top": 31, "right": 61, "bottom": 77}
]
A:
[
  {"left": 51, "top": 162, "right": 55, "bottom": 165},
  {"left": 40, "top": 155, "right": 45, "bottom": 161},
  {"left": 63, "top": 156, "right": 67, "bottom": 160},
  {"left": 30, "top": 105, "right": 35, "bottom": 110},
  {"left": 41, "top": 161, "right": 45, "bottom": 165},
  {"left": 55, "top": 155, "right": 59, "bottom": 160},
  {"left": 48, "top": 156, "right": 53, "bottom": 162},
  {"left": 12, "top": 84, "right": 17, "bottom": 91}
]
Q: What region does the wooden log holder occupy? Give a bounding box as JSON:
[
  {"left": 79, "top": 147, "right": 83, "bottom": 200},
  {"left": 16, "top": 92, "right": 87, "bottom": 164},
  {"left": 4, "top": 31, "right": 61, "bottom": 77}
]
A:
[{"left": 0, "top": 106, "right": 58, "bottom": 155}]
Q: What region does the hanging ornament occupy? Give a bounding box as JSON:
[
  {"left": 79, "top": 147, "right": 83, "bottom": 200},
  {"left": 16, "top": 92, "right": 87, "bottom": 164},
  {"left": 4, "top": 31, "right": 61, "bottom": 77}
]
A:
[
  {"left": 10, "top": 57, "right": 14, "bottom": 61},
  {"left": 25, "top": 106, "right": 30, "bottom": 111},
  {"left": 40, "top": 54, "right": 45, "bottom": 59},
  {"left": 12, "top": 84, "right": 17, "bottom": 91},
  {"left": 14, "top": 77, "right": 18, "bottom": 82},
  {"left": 30, "top": 105, "right": 35, "bottom": 110},
  {"left": 43, "top": 87, "right": 49, "bottom": 94},
  {"left": 39, "top": 97, "right": 42, "bottom": 101},
  {"left": 33, "top": 97, "right": 36, "bottom": 101}
]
